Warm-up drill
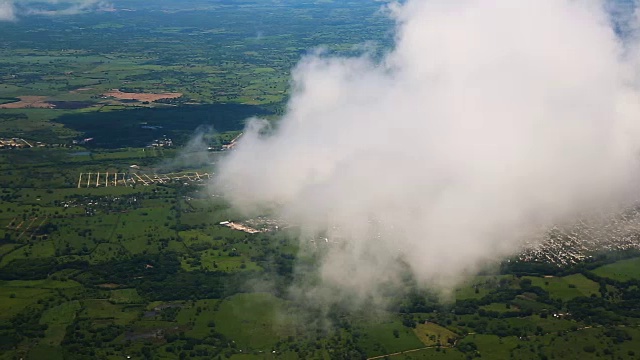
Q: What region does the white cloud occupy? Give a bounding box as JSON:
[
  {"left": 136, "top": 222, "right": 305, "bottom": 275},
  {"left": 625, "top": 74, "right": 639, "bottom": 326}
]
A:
[
  {"left": 0, "top": 1, "right": 16, "bottom": 21},
  {"left": 215, "top": 0, "right": 640, "bottom": 299},
  {"left": 0, "top": 0, "right": 111, "bottom": 20}
]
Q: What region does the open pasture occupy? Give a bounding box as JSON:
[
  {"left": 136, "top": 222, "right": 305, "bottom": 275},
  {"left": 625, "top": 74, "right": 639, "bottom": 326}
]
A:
[
  {"left": 524, "top": 274, "right": 599, "bottom": 300},
  {"left": 593, "top": 256, "right": 640, "bottom": 282},
  {"left": 210, "top": 293, "right": 292, "bottom": 350}
]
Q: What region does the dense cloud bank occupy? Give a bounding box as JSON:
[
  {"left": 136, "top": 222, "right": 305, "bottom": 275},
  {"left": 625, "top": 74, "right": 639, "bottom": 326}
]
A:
[{"left": 216, "top": 0, "right": 640, "bottom": 297}]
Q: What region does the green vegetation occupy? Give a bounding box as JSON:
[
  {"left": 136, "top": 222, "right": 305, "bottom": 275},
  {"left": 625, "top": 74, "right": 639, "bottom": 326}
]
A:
[
  {"left": 210, "top": 293, "right": 291, "bottom": 349},
  {"left": 40, "top": 301, "right": 82, "bottom": 346},
  {"left": 0, "top": 0, "right": 391, "bottom": 147},
  {"left": 358, "top": 319, "right": 425, "bottom": 355},
  {"left": 524, "top": 274, "right": 600, "bottom": 301},
  {"left": 1, "top": 1, "right": 640, "bottom": 359},
  {"left": 413, "top": 322, "right": 458, "bottom": 346},
  {"left": 593, "top": 257, "right": 640, "bottom": 282}
]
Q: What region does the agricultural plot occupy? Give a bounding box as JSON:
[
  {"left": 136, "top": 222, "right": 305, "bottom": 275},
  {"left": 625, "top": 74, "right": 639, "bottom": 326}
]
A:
[
  {"left": 210, "top": 293, "right": 292, "bottom": 350},
  {"left": 172, "top": 300, "right": 216, "bottom": 336},
  {"left": 593, "top": 257, "right": 640, "bottom": 282},
  {"left": 413, "top": 322, "right": 458, "bottom": 347},
  {"left": 3, "top": 1, "right": 640, "bottom": 359},
  {"left": 109, "top": 289, "right": 144, "bottom": 304},
  {"left": 0, "top": 134, "right": 303, "bottom": 360},
  {"left": 26, "top": 345, "right": 65, "bottom": 360},
  {"left": 0, "top": 153, "right": 636, "bottom": 360},
  {"left": 508, "top": 315, "right": 576, "bottom": 334},
  {"left": 0, "top": 286, "right": 51, "bottom": 319},
  {"left": 39, "top": 300, "right": 81, "bottom": 346},
  {"left": 80, "top": 299, "right": 141, "bottom": 326},
  {"left": 454, "top": 275, "right": 515, "bottom": 300},
  {"left": 0, "top": 0, "right": 392, "bottom": 148},
  {"left": 385, "top": 348, "right": 466, "bottom": 359},
  {"left": 358, "top": 320, "right": 425, "bottom": 356},
  {"left": 457, "top": 334, "right": 520, "bottom": 359},
  {"left": 525, "top": 274, "right": 600, "bottom": 301}
]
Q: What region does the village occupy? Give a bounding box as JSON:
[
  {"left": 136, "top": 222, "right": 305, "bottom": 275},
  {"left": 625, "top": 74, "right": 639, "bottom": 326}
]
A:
[
  {"left": 216, "top": 204, "right": 640, "bottom": 268},
  {"left": 518, "top": 205, "right": 640, "bottom": 266},
  {"left": 0, "top": 137, "right": 40, "bottom": 149}
]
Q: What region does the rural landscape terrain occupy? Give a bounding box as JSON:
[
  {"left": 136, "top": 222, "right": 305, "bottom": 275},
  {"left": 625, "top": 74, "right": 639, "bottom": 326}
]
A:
[{"left": 3, "top": 1, "right": 640, "bottom": 359}]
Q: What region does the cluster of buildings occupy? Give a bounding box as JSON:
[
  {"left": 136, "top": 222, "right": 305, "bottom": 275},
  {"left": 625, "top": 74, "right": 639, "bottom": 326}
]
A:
[
  {"left": 148, "top": 135, "right": 173, "bottom": 147},
  {"left": 0, "top": 138, "right": 35, "bottom": 149},
  {"left": 221, "top": 132, "right": 242, "bottom": 151},
  {"left": 518, "top": 206, "right": 640, "bottom": 266},
  {"left": 219, "top": 221, "right": 261, "bottom": 234},
  {"left": 219, "top": 216, "right": 289, "bottom": 234},
  {"left": 72, "top": 137, "right": 94, "bottom": 145},
  {"left": 215, "top": 204, "right": 640, "bottom": 269}
]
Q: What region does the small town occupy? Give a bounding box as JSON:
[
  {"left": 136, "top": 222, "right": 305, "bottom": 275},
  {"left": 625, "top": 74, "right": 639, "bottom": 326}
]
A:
[
  {"left": 518, "top": 205, "right": 640, "bottom": 266},
  {"left": 0, "top": 137, "right": 36, "bottom": 149}
]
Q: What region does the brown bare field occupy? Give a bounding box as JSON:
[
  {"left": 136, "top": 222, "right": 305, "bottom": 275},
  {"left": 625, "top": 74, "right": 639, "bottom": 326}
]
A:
[
  {"left": 97, "top": 283, "right": 120, "bottom": 289},
  {"left": 0, "top": 96, "right": 53, "bottom": 109},
  {"left": 69, "top": 87, "right": 94, "bottom": 93},
  {"left": 224, "top": 221, "right": 261, "bottom": 234},
  {"left": 103, "top": 89, "right": 182, "bottom": 102}
]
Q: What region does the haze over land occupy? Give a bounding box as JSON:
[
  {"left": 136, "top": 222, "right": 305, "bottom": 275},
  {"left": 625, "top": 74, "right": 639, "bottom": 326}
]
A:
[
  {"left": 0, "top": 0, "right": 111, "bottom": 21},
  {"left": 216, "top": 0, "right": 640, "bottom": 297},
  {"left": 6, "top": 1, "right": 640, "bottom": 358}
]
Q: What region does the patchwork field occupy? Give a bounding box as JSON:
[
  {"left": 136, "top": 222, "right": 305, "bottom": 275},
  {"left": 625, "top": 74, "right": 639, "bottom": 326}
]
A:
[
  {"left": 0, "top": 96, "right": 53, "bottom": 109},
  {"left": 2, "top": 1, "right": 640, "bottom": 359}
]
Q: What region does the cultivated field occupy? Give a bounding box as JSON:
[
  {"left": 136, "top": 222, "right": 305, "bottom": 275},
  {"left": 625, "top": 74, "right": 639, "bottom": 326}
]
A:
[
  {"left": 0, "top": 96, "right": 53, "bottom": 109},
  {"left": 2, "top": 1, "right": 640, "bottom": 359},
  {"left": 103, "top": 89, "right": 183, "bottom": 102}
]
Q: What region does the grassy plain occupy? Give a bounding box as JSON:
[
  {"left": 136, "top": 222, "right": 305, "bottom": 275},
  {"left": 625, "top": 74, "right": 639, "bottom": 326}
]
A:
[
  {"left": 524, "top": 273, "right": 600, "bottom": 300},
  {"left": 413, "top": 322, "right": 458, "bottom": 346},
  {"left": 358, "top": 320, "right": 425, "bottom": 356},
  {"left": 593, "top": 257, "right": 640, "bottom": 282},
  {"left": 39, "top": 300, "right": 81, "bottom": 346},
  {"left": 3, "top": 1, "right": 640, "bottom": 360},
  {"left": 211, "top": 293, "right": 291, "bottom": 350}
]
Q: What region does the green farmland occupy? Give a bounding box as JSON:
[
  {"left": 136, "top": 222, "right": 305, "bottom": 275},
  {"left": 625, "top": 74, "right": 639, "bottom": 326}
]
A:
[{"left": 1, "top": 0, "right": 640, "bottom": 359}]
